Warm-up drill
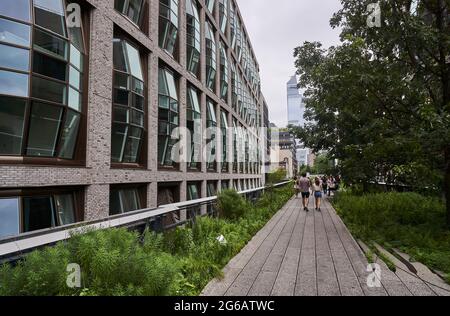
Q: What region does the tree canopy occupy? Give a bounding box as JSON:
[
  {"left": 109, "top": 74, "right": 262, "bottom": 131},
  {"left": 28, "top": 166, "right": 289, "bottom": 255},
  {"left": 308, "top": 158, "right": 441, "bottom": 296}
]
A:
[{"left": 289, "top": 0, "right": 450, "bottom": 225}]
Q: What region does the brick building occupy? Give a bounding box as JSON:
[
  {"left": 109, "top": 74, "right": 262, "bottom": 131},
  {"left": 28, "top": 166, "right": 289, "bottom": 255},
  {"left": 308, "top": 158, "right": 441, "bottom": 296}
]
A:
[{"left": 0, "top": 0, "right": 268, "bottom": 239}]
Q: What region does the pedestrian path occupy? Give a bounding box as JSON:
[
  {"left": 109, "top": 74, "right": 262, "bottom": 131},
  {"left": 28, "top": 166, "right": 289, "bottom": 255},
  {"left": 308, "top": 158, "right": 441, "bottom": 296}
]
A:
[{"left": 201, "top": 196, "right": 450, "bottom": 296}]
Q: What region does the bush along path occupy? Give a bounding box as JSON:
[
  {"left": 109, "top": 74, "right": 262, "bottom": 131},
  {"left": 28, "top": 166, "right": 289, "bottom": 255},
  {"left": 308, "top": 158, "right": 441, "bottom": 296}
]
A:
[
  {"left": 333, "top": 192, "right": 450, "bottom": 285},
  {"left": 0, "top": 185, "right": 294, "bottom": 296}
]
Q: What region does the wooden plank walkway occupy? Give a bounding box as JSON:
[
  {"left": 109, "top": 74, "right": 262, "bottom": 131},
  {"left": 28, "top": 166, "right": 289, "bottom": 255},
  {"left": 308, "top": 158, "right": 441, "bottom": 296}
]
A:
[{"left": 201, "top": 196, "right": 450, "bottom": 296}]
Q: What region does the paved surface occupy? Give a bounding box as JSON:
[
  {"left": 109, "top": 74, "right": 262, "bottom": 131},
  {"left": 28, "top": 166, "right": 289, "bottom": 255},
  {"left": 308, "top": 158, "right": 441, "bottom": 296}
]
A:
[{"left": 201, "top": 196, "right": 450, "bottom": 296}]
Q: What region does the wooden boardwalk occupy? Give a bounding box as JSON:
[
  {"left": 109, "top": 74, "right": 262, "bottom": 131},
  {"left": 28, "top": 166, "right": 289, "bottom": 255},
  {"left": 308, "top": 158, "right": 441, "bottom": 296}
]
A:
[{"left": 201, "top": 196, "right": 450, "bottom": 296}]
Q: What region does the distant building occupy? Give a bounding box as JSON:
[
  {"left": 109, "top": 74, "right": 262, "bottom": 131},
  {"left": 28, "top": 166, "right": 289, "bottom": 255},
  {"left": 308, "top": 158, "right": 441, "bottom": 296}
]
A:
[
  {"left": 269, "top": 130, "right": 298, "bottom": 179},
  {"left": 287, "top": 75, "right": 311, "bottom": 169}
]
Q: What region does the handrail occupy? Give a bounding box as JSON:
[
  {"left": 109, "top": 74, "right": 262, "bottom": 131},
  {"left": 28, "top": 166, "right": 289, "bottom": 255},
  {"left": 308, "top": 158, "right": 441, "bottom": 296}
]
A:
[{"left": 0, "top": 181, "right": 291, "bottom": 259}]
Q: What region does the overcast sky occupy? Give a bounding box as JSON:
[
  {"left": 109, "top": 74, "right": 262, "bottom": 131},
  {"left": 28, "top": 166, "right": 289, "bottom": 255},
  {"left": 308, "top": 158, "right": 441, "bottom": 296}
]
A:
[{"left": 237, "top": 0, "right": 343, "bottom": 127}]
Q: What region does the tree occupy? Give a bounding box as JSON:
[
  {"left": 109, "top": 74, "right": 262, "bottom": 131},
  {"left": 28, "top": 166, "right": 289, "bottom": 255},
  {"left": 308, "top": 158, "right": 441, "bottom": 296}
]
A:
[{"left": 291, "top": 0, "right": 450, "bottom": 225}]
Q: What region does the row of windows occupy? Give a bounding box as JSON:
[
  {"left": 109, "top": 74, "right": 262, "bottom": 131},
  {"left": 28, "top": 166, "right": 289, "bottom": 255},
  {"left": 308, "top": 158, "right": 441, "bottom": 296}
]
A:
[
  {"left": 113, "top": 0, "right": 261, "bottom": 128},
  {"left": 0, "top": 178, "right": 262, "bottom": 239}
]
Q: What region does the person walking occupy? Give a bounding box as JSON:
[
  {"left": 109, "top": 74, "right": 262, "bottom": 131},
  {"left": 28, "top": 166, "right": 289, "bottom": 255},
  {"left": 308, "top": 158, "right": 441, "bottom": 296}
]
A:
[
  {"left": 327, "top": 176, "right": 335, "bottom": 196},
  {"left": 298, "top": 173, "right": 311, "bottom": 212},
  {"left": 293, "top": 176, "right": 300, "bottom": 198},
  {"left": 312, "top": 177, "right": 323, "bottom": 211},
  {"left": 322, "top": 175, "right": 328, "bottom": 194}
]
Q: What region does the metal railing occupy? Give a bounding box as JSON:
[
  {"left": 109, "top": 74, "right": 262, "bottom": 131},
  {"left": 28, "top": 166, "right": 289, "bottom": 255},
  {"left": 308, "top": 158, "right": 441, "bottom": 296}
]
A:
[{"left": 0, "top": 181, "right": 291, "bottom": 261}]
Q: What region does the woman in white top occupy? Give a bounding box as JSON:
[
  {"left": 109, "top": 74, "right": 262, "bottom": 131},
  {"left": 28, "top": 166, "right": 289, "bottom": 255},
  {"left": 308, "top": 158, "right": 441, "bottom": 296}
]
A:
[{"left": 312, "top": 177, "right": 323, "bottom": 212}]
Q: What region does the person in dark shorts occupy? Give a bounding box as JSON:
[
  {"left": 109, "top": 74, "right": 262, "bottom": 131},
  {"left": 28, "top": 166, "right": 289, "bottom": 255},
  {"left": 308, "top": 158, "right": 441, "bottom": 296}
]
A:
[{"left": 298, "top": 173, "right": 311, "bottom": 212}]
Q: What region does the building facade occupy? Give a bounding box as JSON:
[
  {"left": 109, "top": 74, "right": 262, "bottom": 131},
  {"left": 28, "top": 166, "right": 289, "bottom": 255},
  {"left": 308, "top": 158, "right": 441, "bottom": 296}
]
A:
[
  {"left": 269, "top": 130, "right": 297, "bottom": 179},
  {"left": 0, "top": 0, "right": 266, "bottom": 239}
]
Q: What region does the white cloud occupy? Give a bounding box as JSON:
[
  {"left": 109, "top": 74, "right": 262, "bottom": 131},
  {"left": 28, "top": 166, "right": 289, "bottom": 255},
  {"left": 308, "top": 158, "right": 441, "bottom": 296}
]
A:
[{"left": 237, "top": 0, "right": 342, "bottom": 127}]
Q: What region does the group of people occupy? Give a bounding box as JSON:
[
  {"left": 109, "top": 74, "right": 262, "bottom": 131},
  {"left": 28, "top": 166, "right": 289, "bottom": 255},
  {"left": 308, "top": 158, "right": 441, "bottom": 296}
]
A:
[{"left": 293, "top": 174, "right": 341, "bottom": 212}]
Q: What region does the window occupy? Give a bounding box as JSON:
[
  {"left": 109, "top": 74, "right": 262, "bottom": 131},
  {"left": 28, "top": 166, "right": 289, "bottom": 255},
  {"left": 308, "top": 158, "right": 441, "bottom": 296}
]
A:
[
  {"left": 159, "top": 0, "right": 178, "bottom": 56},
  {"left": 186, "top": 0, "right": 200, "bottom": 77},
  {"left": 206, "top": 100, "right": 217, "bottom": 171},
  {"left": 115, "top": 0, "right": 145, "bottom": 26},
  {"left": 187, "top": 182, "right": 201, "bottom": 219},
  {"left": 112, "top": 39, "right": 146, "bottom": 164},
  {"left": 220, "top": 110, "right": 228, "bottom": 172},
  {"left": 0, "top": 0, "right": 31, "bottom": 22},
  {"left": 221, "top": 180, "right": 229, "bottom": 191},
  {"left": 230, "top": 62, "right": 238, "bottom": 111},
  {"left": 0, "top": 0, "right": 87, "bottom": 162},
  {"left": 205, "top": 0, "right": 215, "bottom": 14},
  {"left": 158, "top": 67, "right": 179, "bottom": 167},
  {"left": 219, "top": 0, "right": 227, "bottom": 34},
  {"left": 187, "top": 86, "right": 201, "bottom": 170},
  {"left": 0, "top": 190, "right": 80, "bottom": 239},
  {"left": 219, "top": 42, "right": 229, "bottom": 101},
  {"left": 110, "top": 186, "right": 144, "bottom": 215},
  {"left": 229, "top": 4, "right": 236, "bottom": 49},
  {"left": 205, "top": 22, "right": 216, "bottom": 91},
  {"left": 206, "top": 181, "right": 217, "bottom": 215}
]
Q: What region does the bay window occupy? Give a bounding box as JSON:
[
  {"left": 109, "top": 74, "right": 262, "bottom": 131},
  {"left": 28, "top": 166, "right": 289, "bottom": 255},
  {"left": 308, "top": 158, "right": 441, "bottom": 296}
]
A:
[
  {"left": 205, "top": 0, "right": 215, "bottom": 14},
  {"left": 112, "top": 38, "right": 146, "bottom": 165},
  {"left": 220, "top": 110, "right": 228, "bottom": 172},
  {"left": 219, "top": 42, "right": 229, "bottom": 101},
  {"left": 110, "top": 185, "right": 145, "bottom": 215},
  {"left": 158, "top": 67, "right": 179, "bottom": 167},
  {"left": 0, "top": 0, "right": 87, "bottom": 163},
  {"left": 0, "top": 188, "right": 82, "bottom": 240},
  {"left": 205, "top": 21, "right": 216, "bottom": 91},
  {"left": 187, "top": 85, "right": 201, "bottom": 170},
  {"left": 206, "top": 181, "right": 217, "bottom": 215},
  {"left": 206, "top": 100, "right": 217, "bottom": 171},
  {"left": 187, "top": 182, "right": 201, "bottom": 219},
  {"left": 186, "top": 0, "right": 201, "bottom": 77},
  {"left": 115, "top": 0, "right": 146, "bottom": 26},
  {"left": 159, "top": 0, "right": 179, "bottom": 57},
  {"left": 219, "top": 0, "right": 227, "bottom": 34}
]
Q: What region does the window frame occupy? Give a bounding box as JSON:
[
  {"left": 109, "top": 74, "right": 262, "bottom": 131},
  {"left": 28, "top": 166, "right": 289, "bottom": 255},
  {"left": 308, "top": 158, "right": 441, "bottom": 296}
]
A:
[
  {"left": 111, "top": 35, "right": 148, "bottom": 169},
  {"left": 0, "top": 0, "right": 89, "bottom": 166}
]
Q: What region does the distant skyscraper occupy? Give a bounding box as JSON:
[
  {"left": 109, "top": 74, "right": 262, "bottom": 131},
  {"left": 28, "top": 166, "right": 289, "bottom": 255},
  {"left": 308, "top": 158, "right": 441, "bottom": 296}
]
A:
[
  {"left": 287, "top": 75, "right": 310, "bottom": 168},
  {"left": 287, "top": 75, "right": 306, "bottom": 127}
]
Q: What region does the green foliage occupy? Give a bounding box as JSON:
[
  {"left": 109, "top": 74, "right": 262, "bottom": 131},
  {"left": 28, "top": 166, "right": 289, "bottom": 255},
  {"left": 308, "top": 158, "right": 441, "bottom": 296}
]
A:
[
  {"left": 334, "top": 192, "right": 450, "bottom": 281},
  {"left": 0, "top": 185, "right": 294, "bottom": 296},
  {"left": 292, "top": 0, "right": 450, "bottom": 223},
  {"left": 267, "top": 169, "right": 288, "bottom": 184},
  {"left": 216, "top": 189, "right": 250, "bottom": 220}
]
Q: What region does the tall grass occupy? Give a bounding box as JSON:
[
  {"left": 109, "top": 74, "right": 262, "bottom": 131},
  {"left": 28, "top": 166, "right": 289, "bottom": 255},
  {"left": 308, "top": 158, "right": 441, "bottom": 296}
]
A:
[
  {"left": 333, "top": 192, "right": 450, "bottom": 281},
  {"left": 0, "top": 185, "right": 294, "bottom": 296}
]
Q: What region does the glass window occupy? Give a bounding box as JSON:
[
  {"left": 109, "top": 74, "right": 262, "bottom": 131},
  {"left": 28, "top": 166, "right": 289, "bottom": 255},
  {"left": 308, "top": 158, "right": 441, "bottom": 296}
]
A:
[
  {"left": 125, "top": 43, "right": 143, "bottom": 81},
  {"left": 159, "top": 0, "right": 179, "bottom": 56},
  {"left": 111, "top": 124, "right": 128, "bottom": 162},
  {"left": 186, "top": 0, "right": 200, "bottom": 76},
  {"left": 205, "top": 22, "right": 216, "bottom": 91},
  {"left": 0, "top": 44, "right": 29, "bottom": 72},
  {"left": 26, "top": 102, "right": 63, "bottom": 157},
  {"left": 23, "top": 196, "right": 56, "bottom": 232},
  {"left": 54, "top": 194, "right": 76, "bottom": 226},
  {"left": 70, "top": 44, "right": 83, "bottom": 70},
  {"left": 0, "top": 18, "right": 31, "bottom": 47},
  {"left": 58, "top": 110, "right": 81, "bottom": 159},
  {"left": 0, "top": 70, "right": 29, "bottom": 97},
  {"left": 0, "top": 97, "right": 26, "bottom": 155},
  {"left": 0, "top": 0, "right": 31, "bottom": 22},
  {"left": 33, "top": 51, "right": 66, "bottom": 81},
  {"left": 32, "top": 76, "right": 67, "bottom": 104},
  {"left": 115, "top": 0, "right": 145, "bottom": 25},
  {"left": 158, "top": 67, "right": 179, "bottom": 167},
  {"left": 69, "top": 66, "right": 82, "bottom": 90},
  {"left": 113, "top": 40, "right": 128, "bottom": 72},
  {"left": 33, "top": 0, "right": 66, "bottom": 36},
  {"left": 34, "top": 28, "right": 68, "bottom": 60},
  {"left": 68, "top": 87, "right": 81, "bottom": 111},
  {"left": 220, "top": 42, "right": 229, "bottom": 101},
  {"left": 219, "top": 0, "right": 227, "bottom": 34},
  {"left": 0, "top": 198, "right": 20, "bottom": 239},
  {"left": 205, "top": 0, "right": 215, "bottom": 14},
  {"left": 110, "top": 188, "right": 141, "bottom": 215}
]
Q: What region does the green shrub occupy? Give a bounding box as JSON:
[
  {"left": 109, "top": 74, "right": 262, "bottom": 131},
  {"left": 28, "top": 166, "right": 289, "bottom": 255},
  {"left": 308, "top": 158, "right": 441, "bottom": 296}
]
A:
[
  {"left": 217, "top": 189, "right": 250, "bottom": 220},
  {"left": 334, "top": 192, "right": 450, "bottom": 281}
]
